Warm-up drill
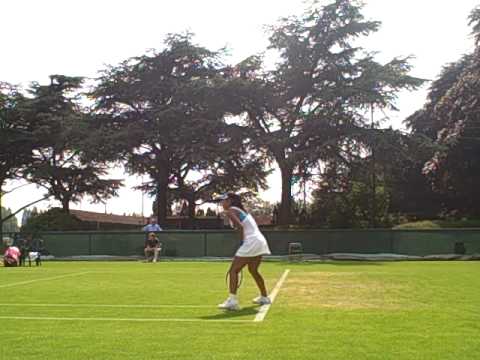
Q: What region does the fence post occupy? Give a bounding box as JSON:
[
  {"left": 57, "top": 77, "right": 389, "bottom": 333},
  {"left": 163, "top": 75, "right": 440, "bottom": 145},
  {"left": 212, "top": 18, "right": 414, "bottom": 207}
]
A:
[
  {"left": 88, "top": 233, "right": 92, "bottom": 256},
  {"left": 390, "top": 230, "right": 395, "bottom": 253},
  {"left": 204, "top": 232, "right": 207, "bottom": 257}
]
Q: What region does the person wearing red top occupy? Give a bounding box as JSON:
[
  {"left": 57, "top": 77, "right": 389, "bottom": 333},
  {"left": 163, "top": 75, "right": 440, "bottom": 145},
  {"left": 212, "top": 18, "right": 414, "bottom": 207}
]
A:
[{"left": 4, "top": 245, "right": 21, "bottom": 267}]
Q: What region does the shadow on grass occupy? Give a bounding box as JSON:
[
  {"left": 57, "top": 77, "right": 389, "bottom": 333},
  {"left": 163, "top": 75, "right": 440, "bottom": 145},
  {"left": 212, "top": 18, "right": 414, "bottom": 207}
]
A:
[
  {"left": 318, "top": 261, "right": 384, "bottom": 266},
  {"left": 198, "top": 305, "right": 259, "bottom": 321},
  {"left": 278, "top": 260, "right": 384, "bottom": 267}
]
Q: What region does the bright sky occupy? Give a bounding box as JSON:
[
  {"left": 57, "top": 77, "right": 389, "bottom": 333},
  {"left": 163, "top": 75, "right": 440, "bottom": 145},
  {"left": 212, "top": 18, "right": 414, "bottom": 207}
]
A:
[{"left": 1, "top": 0, "right": 478, "bottom": 221}]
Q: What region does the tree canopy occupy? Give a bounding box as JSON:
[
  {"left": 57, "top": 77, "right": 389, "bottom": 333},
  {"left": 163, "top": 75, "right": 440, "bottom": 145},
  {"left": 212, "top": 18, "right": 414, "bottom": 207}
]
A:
[
  {"left": 3, "top": 1, "right": 480, "bottom": 230},
  {"left": 407, "top": 6, "right": 480, "bottom": 216},
  {"left": 91, "top": 33, "right": 268, "bottom": 224},
  {"left": 225, "top": 0, "right": 424, "bottom": 224},
  {"left": 22, "top": 75, "right": 122, "bottom": 213}
]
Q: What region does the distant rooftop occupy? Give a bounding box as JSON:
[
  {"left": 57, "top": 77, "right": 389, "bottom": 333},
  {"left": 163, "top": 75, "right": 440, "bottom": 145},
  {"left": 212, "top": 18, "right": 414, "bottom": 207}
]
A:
[
  {"left": 70, "top": 210, "right": 146, "bottom": 226},
  {"left": 70, "top": 209, "right": 272, "bottom": 227}
]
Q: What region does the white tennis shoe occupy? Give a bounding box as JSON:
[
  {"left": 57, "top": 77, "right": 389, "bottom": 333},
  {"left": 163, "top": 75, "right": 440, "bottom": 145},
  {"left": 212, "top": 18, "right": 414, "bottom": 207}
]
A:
[
  {"left": 218, "top": 297, "right": 240, "bottom": 311},
  {"left": 252, "top": 296, "right": 271, "bottom": 305}
]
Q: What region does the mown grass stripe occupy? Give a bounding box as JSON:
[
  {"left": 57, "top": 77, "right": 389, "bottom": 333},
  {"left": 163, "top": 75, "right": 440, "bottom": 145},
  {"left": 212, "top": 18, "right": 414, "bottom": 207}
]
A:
[{"left": 0, "top": 315, "right": 253, "bottom": 323}]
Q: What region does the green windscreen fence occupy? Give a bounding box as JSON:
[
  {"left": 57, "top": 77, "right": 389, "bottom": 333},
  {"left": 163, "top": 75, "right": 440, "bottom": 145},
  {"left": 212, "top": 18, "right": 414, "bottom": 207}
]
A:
[{"left": 14, "top": 229, "right": 480, "bottom": 258}]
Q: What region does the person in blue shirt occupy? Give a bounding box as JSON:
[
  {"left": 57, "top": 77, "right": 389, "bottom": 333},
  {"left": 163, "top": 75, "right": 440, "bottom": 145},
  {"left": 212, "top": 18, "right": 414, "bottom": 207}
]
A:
[{"left": 142, "top": 217, "right": 162, "bottom": 232}]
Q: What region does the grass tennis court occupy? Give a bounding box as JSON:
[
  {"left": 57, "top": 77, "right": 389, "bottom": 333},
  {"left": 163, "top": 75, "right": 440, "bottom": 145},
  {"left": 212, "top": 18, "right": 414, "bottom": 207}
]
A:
[{"left": 1, "top": 261, "right": 479, "bottom": 359}]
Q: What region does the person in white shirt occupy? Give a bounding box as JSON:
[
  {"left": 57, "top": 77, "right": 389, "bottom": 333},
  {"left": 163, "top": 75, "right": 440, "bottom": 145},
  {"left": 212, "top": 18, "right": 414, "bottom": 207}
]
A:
[
  {"left": 142, "top": 217, "right": 162, "bottom": 232},
  {"left": 216, "top": 193, "right": 271, "bottom": 311}
]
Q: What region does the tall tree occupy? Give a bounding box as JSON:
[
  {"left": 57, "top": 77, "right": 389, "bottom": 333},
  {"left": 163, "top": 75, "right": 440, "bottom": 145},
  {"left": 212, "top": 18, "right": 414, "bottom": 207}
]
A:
[
  {"left": 231, "top": 0, "right": 424, "bottom": 225},
  {"left": 0, "top": 82, "right": 41, "bottom": 238},
  {"left": 23, "top": 75, "right": 121, "bottom": 213},
  {"left": 408, "top": 6, "right": 480, "bottom": 215},
  {"left": 0, "top": 83, "right": 31, "bottom": 186},
  {"left": 92, "top": 33, "right": 265, "bottom": 224}
]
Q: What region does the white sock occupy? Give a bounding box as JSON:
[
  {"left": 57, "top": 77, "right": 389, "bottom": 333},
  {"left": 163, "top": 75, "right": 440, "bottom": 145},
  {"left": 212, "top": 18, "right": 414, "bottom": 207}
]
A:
[{"left": 229, "top": 294, "right": 237, "bottom": 301}]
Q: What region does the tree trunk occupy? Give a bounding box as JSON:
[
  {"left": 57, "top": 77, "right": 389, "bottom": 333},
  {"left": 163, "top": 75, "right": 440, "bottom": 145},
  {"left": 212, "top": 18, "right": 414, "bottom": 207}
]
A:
[
  {"left": 187, "top": 195, "right": 196, "bottom": 220},
  {"left": 185, "top": 194, "right": 197, "bottom": 230},
  {"left": 370, "top": 105, "right": 377, "bottom": 228},
  {"left": 278, "top": 163, "right": 294, "bottom": 225},
  {"left": 0, "top": 181, "right": 3, "bottom": 241},
  {"left": 155, "top": 170, "right": 169, "bottom": 225},
  {"left": 61, "top": 198, "right": 70, "bottom": 213}
]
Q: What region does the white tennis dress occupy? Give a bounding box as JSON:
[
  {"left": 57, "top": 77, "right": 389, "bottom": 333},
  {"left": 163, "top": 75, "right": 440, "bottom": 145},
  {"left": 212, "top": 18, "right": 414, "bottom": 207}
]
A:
[{"left": 229, "top": 206, "right": 271, "bottom": 257}]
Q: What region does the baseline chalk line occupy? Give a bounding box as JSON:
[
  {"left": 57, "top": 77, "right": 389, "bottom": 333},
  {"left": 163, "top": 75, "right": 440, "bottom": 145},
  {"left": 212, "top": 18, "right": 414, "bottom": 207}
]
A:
[
  {"left": 0, "top": 272, "right": 91, "bottom": 289},
  {"left": 254, "top": 269, "right": 290, "bottom": 322}
]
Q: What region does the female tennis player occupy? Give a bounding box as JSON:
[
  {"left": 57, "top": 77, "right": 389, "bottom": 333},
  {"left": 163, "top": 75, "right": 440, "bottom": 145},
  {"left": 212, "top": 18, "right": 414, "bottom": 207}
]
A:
[{"left": 217, "top": 193, "right": 271, "bottom": 311}]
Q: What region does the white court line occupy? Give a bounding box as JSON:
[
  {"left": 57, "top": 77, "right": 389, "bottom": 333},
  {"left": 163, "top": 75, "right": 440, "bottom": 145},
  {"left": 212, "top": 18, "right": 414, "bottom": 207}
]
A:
[
  {"left": 0, "top": 316, "right": 252, "bottom": 323},
  {"left": 254, "top": 269, "right": 290, "bottom": 322},
  {"left": 0, "top": 272, "right": 91, "bottom": 289},
  {"left": 0, "top": 303, "right": 212, "bottom": 309}
]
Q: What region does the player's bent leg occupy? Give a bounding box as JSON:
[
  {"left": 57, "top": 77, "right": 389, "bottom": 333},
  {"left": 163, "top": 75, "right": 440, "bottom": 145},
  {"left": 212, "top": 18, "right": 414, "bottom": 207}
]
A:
[
  {"left": 218, "top": 257, "right": 249, "bottom": 311},
  {"left": 229, "top": 257, "right": 249, "bottom": 295},
  {"left": 248, "top": 256, "right": 270, "bottom": 304}
]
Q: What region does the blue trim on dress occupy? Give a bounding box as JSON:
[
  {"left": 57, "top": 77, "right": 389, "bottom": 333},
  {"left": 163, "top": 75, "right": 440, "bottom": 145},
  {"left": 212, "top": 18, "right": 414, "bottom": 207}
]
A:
[{"left": 238, "top": 211, "right": 247, "bottom": 222}]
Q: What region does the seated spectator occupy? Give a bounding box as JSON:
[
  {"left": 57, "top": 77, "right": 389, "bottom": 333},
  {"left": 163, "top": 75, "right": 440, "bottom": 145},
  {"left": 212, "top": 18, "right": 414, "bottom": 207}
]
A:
[
  {"left": 30, "top": 238, "right": 47, "bottom": 266},
  {"left": 4, "top": 245, "right": 21, "bottom": 267},
  {"left": 144, "top": 232, "right": 161, "bottom": 263},
  {"left": 27, "top": 251, "right": 41, "bottom": 266}
]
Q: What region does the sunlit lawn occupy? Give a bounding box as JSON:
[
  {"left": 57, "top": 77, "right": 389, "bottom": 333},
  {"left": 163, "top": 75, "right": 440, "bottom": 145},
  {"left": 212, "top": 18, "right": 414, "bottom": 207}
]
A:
[{"left": 0, "top": 261, "right": 479, "bottom": 359}]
